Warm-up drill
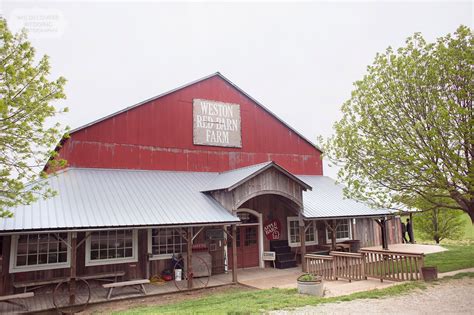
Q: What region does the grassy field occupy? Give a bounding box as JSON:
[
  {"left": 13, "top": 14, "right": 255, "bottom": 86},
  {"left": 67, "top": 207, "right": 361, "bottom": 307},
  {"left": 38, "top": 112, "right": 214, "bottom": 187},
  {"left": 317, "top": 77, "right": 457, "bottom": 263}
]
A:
[
  {"left": 424, "top": 243, "right": 474, "bottom": 272},
  {"left": 460, "top": 214, "right": 474, "bottom": 240}
]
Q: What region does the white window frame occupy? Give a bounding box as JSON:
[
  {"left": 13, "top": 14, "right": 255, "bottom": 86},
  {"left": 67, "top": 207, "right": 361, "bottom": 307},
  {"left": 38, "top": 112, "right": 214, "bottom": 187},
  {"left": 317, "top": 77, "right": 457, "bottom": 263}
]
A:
[
  {"left": 9, "top": 233, "right": 71, "bottom": 273},
  {"left": 85, "top": 229, "right": 138, "bottom": 266},
  {"left": 287, "top": 217, "right": 318, "bottom": 247},
  {"left": 147, "top": 228, "right": 187, "bottom": 260},
  {"left": 326, "top": 219, "right": 352, "bottom": 243}
]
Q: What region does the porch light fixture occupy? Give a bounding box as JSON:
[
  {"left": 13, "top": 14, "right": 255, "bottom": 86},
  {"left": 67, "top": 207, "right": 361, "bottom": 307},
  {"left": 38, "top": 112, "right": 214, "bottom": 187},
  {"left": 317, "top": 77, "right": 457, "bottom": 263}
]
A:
[{"left": 237, "top": 212, "right": 250, "bottom": 222}]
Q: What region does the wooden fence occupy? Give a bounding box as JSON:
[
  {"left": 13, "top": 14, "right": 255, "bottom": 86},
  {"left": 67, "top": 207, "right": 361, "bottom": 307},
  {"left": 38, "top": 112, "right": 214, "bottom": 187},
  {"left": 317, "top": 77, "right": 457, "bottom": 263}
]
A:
[
  {"left": 331, "top": 251, "right": 365, "bottom": 282},
  {"left": 360, "top": 249, "right": 424, "bottom": 282},
  {"left": 305, "top": 249, "right": 424, "bottom": 282},
  {"left": 305, "top": 254, "right": 334, "bottom": 280}
]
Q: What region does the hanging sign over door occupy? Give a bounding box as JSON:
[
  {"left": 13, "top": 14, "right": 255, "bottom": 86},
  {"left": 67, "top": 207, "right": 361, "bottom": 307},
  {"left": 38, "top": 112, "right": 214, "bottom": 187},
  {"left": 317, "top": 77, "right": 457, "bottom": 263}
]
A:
[
  {"left": 263, "top": 219, "right": 282, "bottom": 240},
  {"left": 193, "top": 99, "right": 242, "bottom": 148}
]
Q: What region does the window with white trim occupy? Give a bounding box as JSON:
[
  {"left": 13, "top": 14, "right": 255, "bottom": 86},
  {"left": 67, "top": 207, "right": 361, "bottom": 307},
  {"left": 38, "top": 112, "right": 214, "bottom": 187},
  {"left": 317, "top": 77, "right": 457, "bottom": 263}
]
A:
[
  {"left": 86, "top": 230, "right": 137, "bottom": 266},
  {"left": 287, "top": 217, "right": 318, "bottom": 247},
  {"left": 326, "top": 219, "right": 352, "bottom": 242},
  {"left": 148, "top": 228, "right": 186, "bottom": 259},
  {"left": 10, "top": 233, "right": 70, "bottom": 273}
]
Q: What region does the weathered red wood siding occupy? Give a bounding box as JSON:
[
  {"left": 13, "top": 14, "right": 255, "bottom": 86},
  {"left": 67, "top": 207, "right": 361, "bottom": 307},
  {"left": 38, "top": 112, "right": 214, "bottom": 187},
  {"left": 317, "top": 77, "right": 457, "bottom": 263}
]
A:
[{"left": 56, "top": 75, "right": 322, "bottom": 175}]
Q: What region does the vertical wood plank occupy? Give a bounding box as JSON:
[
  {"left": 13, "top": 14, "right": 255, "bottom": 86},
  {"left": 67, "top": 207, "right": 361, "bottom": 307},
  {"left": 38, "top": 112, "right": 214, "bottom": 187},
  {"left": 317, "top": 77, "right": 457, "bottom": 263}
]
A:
[
  {"left": 187, "top": 227, "right": 193, "bottom": 289},
  {"left": 69, "top": 232, "right": 77, "bottom": 305},
  {"left": 232, "top": 224, "right": 238, "bottom": 283}
]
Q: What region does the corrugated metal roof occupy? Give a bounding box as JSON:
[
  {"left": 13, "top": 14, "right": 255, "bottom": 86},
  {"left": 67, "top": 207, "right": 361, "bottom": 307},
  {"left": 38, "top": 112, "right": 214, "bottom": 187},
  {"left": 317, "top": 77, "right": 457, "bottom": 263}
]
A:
[
  {"left": 202, "top": 161, "right": 312, "bottom": 192},
  {"left": 299, "top": 176, "right": 392, "bottom": 219},
  {"left": 0, "top": 168, "right": 238, "bottom": 232},
  {"left": 0, "top": 168, "right": 393, "bottom": 232}
]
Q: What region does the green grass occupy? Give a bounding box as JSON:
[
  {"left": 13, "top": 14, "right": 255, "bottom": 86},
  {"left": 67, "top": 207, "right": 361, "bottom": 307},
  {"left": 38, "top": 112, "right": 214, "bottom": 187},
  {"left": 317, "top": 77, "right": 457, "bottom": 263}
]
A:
[
  {"left": 407, "top": 213, "right": 474, "bottom": 242},
  {"left": 424, "top": 243, "right": 474, "bottom": 272},
  {"left": 115, "top": 281, "right": 427, "bottom": 314},
  {"left": 460, "top": 214, "right": 474, "bottom": 240},
  {"left": 115, "top": 273, "right": 474, "bottom": 314}
]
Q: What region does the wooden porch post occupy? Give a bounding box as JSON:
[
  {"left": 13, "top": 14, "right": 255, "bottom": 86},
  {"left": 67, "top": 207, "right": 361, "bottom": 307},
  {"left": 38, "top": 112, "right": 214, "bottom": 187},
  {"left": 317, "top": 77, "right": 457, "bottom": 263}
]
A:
[
  {"left": 299, "top": 215, "right": 306, "bottom": 272},
  {"left": 187, "top": 227, "right": 193, "bottom": 289},
  {"left": 69, "top": 232, "right": 77, "bottom": 305},
  {"left": 409, "top": 212, "right": 415, "bottom": 243},
  {"left": 331, "top": 219, "right": 337, "bottom": 250},
  {"left": 232, "top": 224, "right": 238, "bottom": 283},
  {"left": 376, "top": 218, "right": 389, "bottom": 250}
]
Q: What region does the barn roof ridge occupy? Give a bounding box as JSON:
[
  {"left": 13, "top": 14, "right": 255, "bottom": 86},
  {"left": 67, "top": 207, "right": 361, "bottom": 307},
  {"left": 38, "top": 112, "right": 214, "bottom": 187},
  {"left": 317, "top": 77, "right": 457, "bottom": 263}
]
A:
[{"left": 67, "top": 72, "right": 322, "bottom": 152}]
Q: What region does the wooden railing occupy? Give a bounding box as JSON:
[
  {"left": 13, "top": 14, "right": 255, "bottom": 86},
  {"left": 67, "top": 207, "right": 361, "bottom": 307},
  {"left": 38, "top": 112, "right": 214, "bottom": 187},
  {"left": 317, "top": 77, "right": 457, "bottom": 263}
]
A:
[
  {"left": 305, "top": 249, "right": 424, "bottom": 283},
  {"left": 330, "top": 251, "right": 365, "bottom": 282},
  {"left": 360, "top": 249, "right": 424, "bottom": 282},
  {"left": 305, "top": 254, "right": 334, "bottom": 280}
]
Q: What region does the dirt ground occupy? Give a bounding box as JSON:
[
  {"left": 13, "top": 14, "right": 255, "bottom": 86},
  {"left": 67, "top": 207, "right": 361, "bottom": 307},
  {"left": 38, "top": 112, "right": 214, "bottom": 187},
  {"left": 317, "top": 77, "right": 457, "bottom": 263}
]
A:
[
  {"left": 83, "top": 284, "right": 253, "bottom": 314},
  {"left": 273, "top": 277, "right": 474, "bottom": 315}
]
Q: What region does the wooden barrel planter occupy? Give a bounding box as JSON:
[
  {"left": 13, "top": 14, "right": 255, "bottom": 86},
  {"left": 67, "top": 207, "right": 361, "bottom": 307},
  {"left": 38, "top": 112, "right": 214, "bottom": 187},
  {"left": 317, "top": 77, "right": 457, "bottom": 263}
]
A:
[
  {"left": 421, "top": 266, "right": 438, "bottom": 281},
  {"left": 297, "top": 274, "right": 324, "bottom": 296}
]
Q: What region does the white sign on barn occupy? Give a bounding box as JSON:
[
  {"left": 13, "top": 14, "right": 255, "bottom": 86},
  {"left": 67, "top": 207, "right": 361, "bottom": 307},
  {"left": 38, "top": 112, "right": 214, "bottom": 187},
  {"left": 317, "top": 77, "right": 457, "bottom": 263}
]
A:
[{"left": 193, "top": 99, "right": 242, "bottom": 148}]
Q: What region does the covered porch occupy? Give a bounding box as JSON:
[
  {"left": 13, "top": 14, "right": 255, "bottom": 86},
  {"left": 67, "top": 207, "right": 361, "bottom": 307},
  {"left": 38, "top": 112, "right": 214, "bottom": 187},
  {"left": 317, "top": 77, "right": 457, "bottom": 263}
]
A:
[{"left": 0, "top": 271, "right": 235, "bottom": 314}]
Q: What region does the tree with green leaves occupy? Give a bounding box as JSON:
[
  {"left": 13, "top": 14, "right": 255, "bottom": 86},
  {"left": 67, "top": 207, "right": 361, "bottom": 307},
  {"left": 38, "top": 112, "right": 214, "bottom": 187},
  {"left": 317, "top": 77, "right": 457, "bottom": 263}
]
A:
[
  {"left": 0, "top": 18, "right": 68, "bottom": 217},
  {"left": 323, "top": 25, "right": 473, "bottom": 222},
  {"left": 413, "top": 209, "right": 464, "bottom": 244}
]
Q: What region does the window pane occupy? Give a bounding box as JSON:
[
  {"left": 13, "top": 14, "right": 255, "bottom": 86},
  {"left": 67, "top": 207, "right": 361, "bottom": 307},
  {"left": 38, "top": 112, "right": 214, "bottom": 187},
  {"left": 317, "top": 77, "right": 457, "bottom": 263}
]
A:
[
  {"left": 125, "top": 248, "right": 133, "bottom": 257},
  {"left": 151, "top": 228, "right": 185, "bottom": 256},
  {"left": 305, "top": 225, "right": 315, "bottom": 242},
  {"left": 28, "top": 254, "right": 38, "bottom": 265},
  {"left": 58, "top": 252, "right": 67, "bottom": 263},
  {"left": 15, "top": 233, "right": 69, "bottom": 268},
  {"left": 17, "top": 255, "right": 27, "bottom": 266},
  {"left": 244, "top": 227, "right": 257, "bottom": 246},
  {"left": 289, "top": 220, "right": 300, "bottom": 244},
  {"left": 90, "top": 230, "right": 135, "bottom": 261}
]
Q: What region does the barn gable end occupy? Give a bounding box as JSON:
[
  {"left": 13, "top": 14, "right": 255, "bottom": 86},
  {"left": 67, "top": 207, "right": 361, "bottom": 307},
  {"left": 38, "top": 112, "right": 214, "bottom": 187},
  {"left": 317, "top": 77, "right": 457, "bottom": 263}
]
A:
[{"left": 56, "top": 73, "right": 323, "bottom": 174}]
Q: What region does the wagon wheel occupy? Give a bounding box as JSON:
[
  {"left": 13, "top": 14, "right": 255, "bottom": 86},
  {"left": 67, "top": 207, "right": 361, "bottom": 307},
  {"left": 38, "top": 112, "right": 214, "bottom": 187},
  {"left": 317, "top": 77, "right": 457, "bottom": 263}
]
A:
[
  {"left": 53, "top": 278, "right": 91, "bottom": 314},
  {"left": 173, "top": 255, "right": 210, "bottom": 291}
]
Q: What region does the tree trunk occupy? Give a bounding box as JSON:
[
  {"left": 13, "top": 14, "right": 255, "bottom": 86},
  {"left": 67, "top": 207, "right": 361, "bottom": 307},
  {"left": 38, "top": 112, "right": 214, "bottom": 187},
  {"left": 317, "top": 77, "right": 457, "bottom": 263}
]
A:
[
  {"left": 468, "top": 206, "right": 474, "bottom": 224},
  {"left": 433, "top": 209, "right": 439, "bottom": 244}
]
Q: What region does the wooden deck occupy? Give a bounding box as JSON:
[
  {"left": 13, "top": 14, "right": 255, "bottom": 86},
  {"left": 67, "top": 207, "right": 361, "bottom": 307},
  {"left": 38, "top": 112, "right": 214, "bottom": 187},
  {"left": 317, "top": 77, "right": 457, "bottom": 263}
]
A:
[{"left": 0, "top": 273, "right": 233, "bottom": 314}]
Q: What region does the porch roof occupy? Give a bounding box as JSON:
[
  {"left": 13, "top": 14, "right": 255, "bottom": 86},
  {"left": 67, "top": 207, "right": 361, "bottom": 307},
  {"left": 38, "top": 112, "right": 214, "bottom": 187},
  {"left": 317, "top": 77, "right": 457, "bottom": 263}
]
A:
[
  {"left": 1, "top": 167, "right": 392, "bottom": 233},
  {"left": 0, "top": 168, "right": 239, "bottom": 232},
  {"left": 202, "top": 161, "right": 312, "bottom": 192},
  {"left": 298, "top": 176, "right": 392, "bottom": 219}
]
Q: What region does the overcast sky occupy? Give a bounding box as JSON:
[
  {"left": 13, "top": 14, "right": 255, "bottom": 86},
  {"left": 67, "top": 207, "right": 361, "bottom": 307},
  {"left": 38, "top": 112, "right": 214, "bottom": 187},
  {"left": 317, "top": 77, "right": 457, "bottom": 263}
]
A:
[{"left": 2, "top": 1, "right": 472, "bottom": 178}]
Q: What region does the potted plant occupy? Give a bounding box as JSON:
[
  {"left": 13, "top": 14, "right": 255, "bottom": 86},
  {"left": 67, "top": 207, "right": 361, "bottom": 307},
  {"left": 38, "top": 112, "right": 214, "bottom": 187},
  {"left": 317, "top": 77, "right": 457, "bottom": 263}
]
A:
[{"left": 297, "top": 274, "right": 324, "bottom": 296}]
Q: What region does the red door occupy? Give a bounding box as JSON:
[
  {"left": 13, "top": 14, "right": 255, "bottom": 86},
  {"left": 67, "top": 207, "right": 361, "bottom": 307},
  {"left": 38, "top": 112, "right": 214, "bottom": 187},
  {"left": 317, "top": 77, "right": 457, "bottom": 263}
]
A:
[{"left": 227, "top": 225, "right": 259, "bottom": 269}]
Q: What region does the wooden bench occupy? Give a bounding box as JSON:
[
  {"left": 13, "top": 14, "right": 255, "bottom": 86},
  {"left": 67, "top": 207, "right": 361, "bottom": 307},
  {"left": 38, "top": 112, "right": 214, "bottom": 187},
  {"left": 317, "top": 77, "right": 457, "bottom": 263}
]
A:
[
  {"left": 103, "top": 279, "right": 150, "bottom": 300},
  {"left": 13, "top": 271, "right": 126, "bottom": 292},
  {"left": 13, "top": 277, "right": 66, "bottom": 293},
  {"left": 80, "top": 271, "right": 126, "bottom": 283},
  {"left": 0, "top": 292, "right": 34, "bottom": 311}
]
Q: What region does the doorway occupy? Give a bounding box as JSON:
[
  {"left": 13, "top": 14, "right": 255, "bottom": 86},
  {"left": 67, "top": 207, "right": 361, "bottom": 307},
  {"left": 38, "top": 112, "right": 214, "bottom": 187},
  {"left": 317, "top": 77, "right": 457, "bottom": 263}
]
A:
[{"left": 227, "top": 210, "right": 262, "bottom": 269}]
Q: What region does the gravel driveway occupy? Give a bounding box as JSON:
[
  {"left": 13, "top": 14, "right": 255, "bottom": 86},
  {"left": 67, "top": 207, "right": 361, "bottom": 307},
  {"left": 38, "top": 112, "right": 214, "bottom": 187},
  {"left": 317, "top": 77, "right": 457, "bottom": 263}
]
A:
[{"left": 272, "top": 277, "right": 474, "bottom": 315}]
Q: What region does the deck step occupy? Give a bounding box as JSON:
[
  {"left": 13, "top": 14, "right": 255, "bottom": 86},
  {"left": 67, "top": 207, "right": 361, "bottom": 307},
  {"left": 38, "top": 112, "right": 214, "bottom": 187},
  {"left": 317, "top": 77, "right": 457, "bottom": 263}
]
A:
[
  {"left": 275, "top": 260, "right": 297, "bottom": 269},
  {"left": 276, "top": 252, "right": 294, "bottom": 261},
  {"left": 270, "top": 239, "right": 289, "bottom": 249},
  {"left": 273, "top": 245, "right": 292, "bottom": 254}
]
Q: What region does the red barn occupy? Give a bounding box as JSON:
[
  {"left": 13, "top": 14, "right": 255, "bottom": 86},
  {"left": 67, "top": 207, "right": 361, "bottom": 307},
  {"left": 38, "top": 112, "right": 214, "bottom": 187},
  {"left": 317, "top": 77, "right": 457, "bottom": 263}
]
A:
[{"left": 0, "top": 73, "right": 401, "bottom": 307}]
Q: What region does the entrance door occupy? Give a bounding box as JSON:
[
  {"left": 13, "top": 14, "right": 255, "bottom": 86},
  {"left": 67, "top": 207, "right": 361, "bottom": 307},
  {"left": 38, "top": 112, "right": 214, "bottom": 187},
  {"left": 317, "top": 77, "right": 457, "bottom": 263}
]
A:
[{"left": 227, "top": 225, "right": 259, "bottom": 269}]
